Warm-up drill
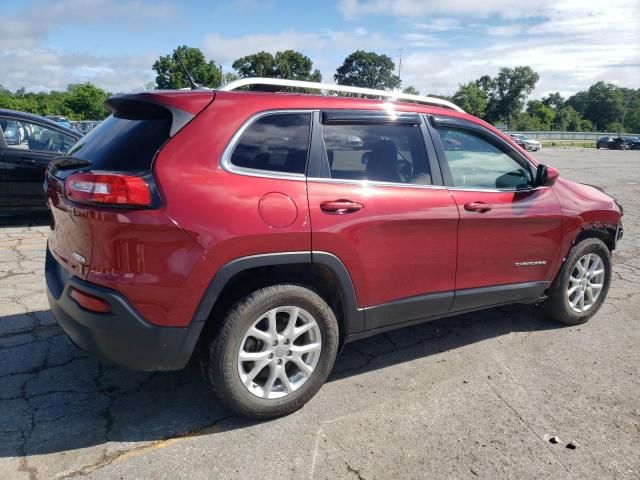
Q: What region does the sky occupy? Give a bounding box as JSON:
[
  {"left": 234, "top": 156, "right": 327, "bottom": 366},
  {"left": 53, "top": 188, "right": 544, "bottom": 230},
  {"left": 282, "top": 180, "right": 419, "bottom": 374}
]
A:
[{"left": 1, "top": 0, "right": 639, "bottom": 98}]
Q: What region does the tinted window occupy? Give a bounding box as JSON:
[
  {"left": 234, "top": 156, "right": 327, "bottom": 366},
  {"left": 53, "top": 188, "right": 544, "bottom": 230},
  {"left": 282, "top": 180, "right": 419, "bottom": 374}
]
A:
[
  {"left": 437, "top": 127, "right": 533, "bottom": 190},
  {"left": 321, "top": 123, "right": 431, "bottom": 185},
  {"left": 230, "top": 113, "right": 311, "bottom": 174},
  {"left": 0, "top": 117, "right": 76, "bottom": 153},
  {"left": 65, "top": 113, "right": 171, "bottom": 172}
]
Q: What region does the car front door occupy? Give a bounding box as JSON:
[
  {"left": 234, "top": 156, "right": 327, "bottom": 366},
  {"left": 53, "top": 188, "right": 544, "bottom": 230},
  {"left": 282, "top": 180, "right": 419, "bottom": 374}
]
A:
[
  {"left": 0, "top": 117, "right": 77, "bottom": 209},
  {"left": 430, "top": 117, "right": 563, "bottom": 312},
  {"left": 307, "top": 111, "right": 459, "bottom": 333}
]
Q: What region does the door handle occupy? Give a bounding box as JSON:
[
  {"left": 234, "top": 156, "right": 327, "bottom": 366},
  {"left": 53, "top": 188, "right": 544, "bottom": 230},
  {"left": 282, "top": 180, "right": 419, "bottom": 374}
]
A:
[
  {"left": 320, "top": 199, "right": 364, "bottom": 214},
  {"left": 464, "top": 201, "right": 492, "bottom": 213},
  {"left": 20, "top": 157, "right": 37, "bottom": 165}
]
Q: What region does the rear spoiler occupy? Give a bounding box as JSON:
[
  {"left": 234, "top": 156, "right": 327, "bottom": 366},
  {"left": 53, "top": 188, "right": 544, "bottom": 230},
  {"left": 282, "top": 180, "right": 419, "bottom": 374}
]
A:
[{"left": 105, "top": 91, "right": 215, "bottom": 137}]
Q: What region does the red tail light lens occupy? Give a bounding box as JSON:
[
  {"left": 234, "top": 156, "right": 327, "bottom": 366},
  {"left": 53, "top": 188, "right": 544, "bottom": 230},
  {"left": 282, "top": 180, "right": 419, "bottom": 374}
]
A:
[
  {"left": 65, "top": 172, "right": 152, "bottom": 207},
  {"left": 70, "top": 288, "right": 112, "bottom": 313}
]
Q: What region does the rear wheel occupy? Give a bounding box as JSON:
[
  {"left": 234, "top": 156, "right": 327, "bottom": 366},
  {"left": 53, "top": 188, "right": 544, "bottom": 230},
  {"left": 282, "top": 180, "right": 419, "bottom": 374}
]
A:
[
  {"left": 539, "top": 238, "right": 611, "bottom": 325},
  {"left": 201, "top": 284, "right": 339, "bottom": 418}
]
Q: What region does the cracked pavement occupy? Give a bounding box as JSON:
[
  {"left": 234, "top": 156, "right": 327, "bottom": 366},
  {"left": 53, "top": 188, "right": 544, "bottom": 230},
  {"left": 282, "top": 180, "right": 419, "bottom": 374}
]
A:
[{"left": 1, "top": 149, "right": 639, "bottom": 479}]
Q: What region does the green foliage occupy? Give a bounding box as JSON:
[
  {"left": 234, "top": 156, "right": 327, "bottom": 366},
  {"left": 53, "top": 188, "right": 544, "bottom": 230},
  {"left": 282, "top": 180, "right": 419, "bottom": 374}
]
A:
[
  {"left": 526, "top": 100, "right": 555, "bottom": 129},
  {"left": 542, "top": 92, "right": 565, "bottom": 109},
  {"left": 554, "top": 106, "right": 586, "bottom": 131},
  {"left": 402, "top": 86, "right": 420, "bottom": 95},
  {"left": 0, "top": 83, "right": 110, "bottom": 120},
  {"left": 334, "top": 50, "right": 400, "bottom": 90},
  {"left": 222, "top": 72, "right": 240, "bottom": 85},
  {"left": 232, "top": 50, "right": 321, "bottom": 81},
  {"left": 479, "top": 66, "right": 540, "bottom": 123},
  {"left": 452, "top": 82, "right": 487, "bottom": 118},
  {"left": 153, "top": 45, "right": 221, "bottom": 89},
  {"left": 64, "top": 83, "right": 109, "bottom": 120}
]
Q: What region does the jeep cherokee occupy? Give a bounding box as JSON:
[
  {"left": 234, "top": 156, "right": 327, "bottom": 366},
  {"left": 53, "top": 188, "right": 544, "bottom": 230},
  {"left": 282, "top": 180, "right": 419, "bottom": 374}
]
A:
[{"left": 45, "top": 78, "right": 623, "bottom": 418}]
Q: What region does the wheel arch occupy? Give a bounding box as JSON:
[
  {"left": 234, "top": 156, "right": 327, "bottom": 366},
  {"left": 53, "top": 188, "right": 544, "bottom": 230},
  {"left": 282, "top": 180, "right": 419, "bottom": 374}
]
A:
[{"left": 187, "top": 252, "right": 364, "bottom": 360}]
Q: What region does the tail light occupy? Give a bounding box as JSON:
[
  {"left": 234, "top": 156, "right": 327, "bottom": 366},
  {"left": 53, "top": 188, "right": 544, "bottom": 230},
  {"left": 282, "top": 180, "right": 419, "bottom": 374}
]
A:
[{"left": 64, "top": 172, "right": 152, "bottom": 207}]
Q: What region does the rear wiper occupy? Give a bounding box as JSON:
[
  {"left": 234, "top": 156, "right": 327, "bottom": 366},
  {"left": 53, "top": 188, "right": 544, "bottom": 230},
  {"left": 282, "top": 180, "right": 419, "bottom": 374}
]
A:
[{"left": 50, "top": 156, "right": 91, "bottom": 170}]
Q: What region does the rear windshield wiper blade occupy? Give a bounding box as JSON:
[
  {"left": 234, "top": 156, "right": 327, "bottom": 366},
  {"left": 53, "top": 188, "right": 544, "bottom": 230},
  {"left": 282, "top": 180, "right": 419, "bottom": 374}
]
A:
[{"left": 50, "top": 156, "right": 91, "bottom": 170}]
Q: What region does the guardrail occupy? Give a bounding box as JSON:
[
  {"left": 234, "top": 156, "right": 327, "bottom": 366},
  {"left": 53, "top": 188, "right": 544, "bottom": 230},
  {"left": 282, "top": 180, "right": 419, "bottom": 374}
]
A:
[{"left": 503, "top": 131, "right": 640, "bottom": 140}]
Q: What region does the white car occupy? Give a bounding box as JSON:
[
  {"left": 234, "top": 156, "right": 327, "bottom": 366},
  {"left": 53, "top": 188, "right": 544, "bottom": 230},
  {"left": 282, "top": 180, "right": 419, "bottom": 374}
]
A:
[{"left": 510, "top": 134, "right": 542, "bottom": 151}]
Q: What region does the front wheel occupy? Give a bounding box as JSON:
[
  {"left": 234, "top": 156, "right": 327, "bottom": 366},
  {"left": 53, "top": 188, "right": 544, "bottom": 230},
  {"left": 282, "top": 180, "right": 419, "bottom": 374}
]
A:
[
  {"left": 201, "top": 284, "right": 339, "bottom": 419},
  {"left": 539, "top": 238, "right": 611, "bottom": 325}
]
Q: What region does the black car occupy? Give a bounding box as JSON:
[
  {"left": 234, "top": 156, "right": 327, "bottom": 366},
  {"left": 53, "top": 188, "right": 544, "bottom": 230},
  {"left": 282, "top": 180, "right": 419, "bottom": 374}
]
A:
[
  {"left": 1, "top": 109, "right": 81, "bottom": 214},
  {"left": 622, "top": 136, "right": 640, "bottom": 149},
  {"left": 596, "top": 135, "right": 640, "bottom": 150}
]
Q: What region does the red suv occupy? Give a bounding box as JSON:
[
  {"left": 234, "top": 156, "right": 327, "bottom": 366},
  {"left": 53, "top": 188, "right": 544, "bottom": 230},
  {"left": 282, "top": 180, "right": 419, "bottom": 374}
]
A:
[{"left": 45, "top": 78, "right": 623, "bottom": 418}]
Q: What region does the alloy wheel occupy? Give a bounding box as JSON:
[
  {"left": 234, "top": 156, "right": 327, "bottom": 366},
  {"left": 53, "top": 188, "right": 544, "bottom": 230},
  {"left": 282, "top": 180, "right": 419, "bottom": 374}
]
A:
[{"left": 237, "top": 306, "right": 321, "bottom": 399}]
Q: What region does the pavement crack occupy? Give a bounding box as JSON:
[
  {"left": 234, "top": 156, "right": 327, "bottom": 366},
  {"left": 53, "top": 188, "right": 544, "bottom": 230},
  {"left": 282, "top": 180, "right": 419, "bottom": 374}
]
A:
[
  {"left": 57, "top": 415, "right": 236, "bottom": 478},
  {"left": 346, "top": 462, "right": 367, "bottom": 480}
]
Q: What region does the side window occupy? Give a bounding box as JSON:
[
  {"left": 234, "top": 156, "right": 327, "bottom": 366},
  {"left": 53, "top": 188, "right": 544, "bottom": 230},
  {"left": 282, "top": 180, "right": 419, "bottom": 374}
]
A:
[
  {"left": 437, "top": 126, "right": 533, "bottom": 190},
  {"left": 229, "top": 113, "right": 311, "bottom": 174},
  {"left": 0, "top": 117, "right": 76, "bottom": 153},
  {"left": 321, "top": 123, "right": 431, "bottom": 185}
]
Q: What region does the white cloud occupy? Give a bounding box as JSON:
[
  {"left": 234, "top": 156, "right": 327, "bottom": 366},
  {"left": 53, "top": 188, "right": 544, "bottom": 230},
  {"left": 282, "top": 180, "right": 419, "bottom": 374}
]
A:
[
  {"left": 0, "top": 50, "right": 156, "bottom": 93},
  {"left": 203, "top": 28, "right": 393, "bottom": 66},
  {"left": 389, "top": 0, "right": 640, "bottom": 97},
  {"left": 414, "top": 18, "right": 461, "bottom": 32},
  {"left": 338, "top": 0, "right": 549, "bottom": 19}
]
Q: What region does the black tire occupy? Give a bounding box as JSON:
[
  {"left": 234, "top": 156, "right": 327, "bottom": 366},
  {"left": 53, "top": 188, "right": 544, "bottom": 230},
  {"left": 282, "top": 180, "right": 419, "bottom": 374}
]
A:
[
  {"left": 596, "top": 143, "right": 600, "bottom": 149},
  {"left": 539, "top": 238, "right": 611, "bottom": 325},
  {"left": 201, "top": 284, "right": 339, "bottom": 419}
]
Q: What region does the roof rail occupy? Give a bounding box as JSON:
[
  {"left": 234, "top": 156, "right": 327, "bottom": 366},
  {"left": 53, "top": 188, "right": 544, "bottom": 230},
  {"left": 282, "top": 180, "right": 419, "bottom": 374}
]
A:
[{"left": 218, "top": 77, "right": 465, "bottom": 113}]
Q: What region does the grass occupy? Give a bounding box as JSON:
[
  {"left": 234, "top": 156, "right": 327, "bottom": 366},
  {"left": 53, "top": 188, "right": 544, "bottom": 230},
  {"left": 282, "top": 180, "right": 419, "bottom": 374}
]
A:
[{"left": 539, "top": 140, "right": 596, "bottom": 149}]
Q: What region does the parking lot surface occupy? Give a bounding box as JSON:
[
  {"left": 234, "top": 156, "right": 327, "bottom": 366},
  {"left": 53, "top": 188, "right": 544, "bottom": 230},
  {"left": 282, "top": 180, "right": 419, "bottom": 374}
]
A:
[{"left": 1, "top": 148, "right": 639, "bottom": 479}]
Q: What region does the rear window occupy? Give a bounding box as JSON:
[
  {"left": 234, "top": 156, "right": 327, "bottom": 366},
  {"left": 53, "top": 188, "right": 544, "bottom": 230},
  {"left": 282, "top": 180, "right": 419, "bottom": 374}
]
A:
[{"left": 65, "top": 109, "right": 171, "bottom": 172}]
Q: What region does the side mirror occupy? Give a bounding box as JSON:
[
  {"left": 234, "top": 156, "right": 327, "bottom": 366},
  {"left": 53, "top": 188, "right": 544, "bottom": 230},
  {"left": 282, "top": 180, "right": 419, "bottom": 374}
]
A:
[{"left": 535, "top": 164, "right": 559, "bottom": 187}]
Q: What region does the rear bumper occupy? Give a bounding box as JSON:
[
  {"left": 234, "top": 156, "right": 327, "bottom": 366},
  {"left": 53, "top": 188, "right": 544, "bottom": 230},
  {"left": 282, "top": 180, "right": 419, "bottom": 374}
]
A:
[{"left": 45, "top": 245, "right": 201, "bottom": 371}]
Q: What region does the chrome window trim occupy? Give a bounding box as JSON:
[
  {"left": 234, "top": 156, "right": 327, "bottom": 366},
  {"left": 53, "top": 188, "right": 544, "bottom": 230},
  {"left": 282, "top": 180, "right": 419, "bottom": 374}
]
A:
[
  {"left": 220, "top": 109, "right": 314, "bottom": 180},
  {"left": 446, "top": 186, "right": 547, "bottom": 193},
  {"left": 307, "top": 177, "right": 446, "bottom": 190}
]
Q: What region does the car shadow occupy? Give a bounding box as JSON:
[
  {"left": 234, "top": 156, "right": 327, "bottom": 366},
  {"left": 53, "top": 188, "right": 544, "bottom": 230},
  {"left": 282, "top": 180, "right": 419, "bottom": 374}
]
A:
[
  {"left": 0, "top": 212, "right": 50, "bottom": 227},
  {"left": 0, "top": 304, "right": 561, "bottom": 457}
]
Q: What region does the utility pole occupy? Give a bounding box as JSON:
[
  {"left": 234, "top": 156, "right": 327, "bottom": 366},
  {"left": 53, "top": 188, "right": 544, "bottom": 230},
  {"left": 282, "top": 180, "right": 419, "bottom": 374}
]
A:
[
  {"left": 397, "top": 49, "right": 402, "bottom": 92},
  {"left": 620, "top": 94, "right": 630, "bottom": 136}
]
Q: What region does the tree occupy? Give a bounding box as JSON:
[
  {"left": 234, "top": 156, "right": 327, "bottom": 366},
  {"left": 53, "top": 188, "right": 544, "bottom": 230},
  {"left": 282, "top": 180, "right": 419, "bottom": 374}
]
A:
[
  {"left": 554, "top": 106, "right": 586, "bottom": 131},
  {"left": 232, "top": 50, "right": 321, "bottom": 81},
  {"left": 567, "top": 82, "right": 626, "bottom": 131},
  {"left": 153, "top": 45, "right": 221, "bottom": 89},
  {"left": 480, "top": 66, "right": 540, "bottom": 123},
  {"left": 452, "top": 82, "right": 487, "bottom": 118},
  {"left": 64, "top": 83, "right": 109, "bottom": 120},
  {"left": 542, "top": 92, "right": 565, "bottom": 109},
  {"left": 526, "top": 100, "right": 555, "bottom": 129},
  {"left": 222, "top": 72, "right": 240, "bottom": 85},
  {"left": 334, "top": 50, "right": 400, "bottom": 90},
  {"left": 402, "top": 86, "right": 419, "bottom": 95}
]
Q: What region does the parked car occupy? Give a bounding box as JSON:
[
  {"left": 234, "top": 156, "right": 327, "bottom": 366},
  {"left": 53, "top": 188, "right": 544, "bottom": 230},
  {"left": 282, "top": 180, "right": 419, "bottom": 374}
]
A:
[
  {"left": 596, "top": 136, "right": 615, "bottom": 149},
  {"left": 509, "top": 133, "right": 542, "bottom": 151},
  {"left": 596, "top": 136, "right": 640, "bottom": 150},
  {"left": 1, "top": 109, "right": 81, "bottom": 214},
  {"left": 621, "top": 136, "right": 640, "bottom": 150},
  {"left": 45, "top": 79, "right": 623, "bottom": 419},
  {"left": 45, "top": 115, "right": 73, "bottom": 130}
]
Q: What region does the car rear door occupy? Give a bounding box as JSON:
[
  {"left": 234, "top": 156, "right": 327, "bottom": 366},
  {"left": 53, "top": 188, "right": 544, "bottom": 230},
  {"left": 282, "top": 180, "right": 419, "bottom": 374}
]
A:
[
  {"left": 0, "top": 116, "right": 77, "bottom": 209},
  {"left": 0, "top": 128, "right": 8, "bottom": 210},
  {"left": 429, "top": 116, "right": 563, "bottom": 312},
  {"left": 306, "top": 110, "right": 459, "bottom": 333}
]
